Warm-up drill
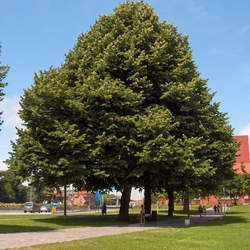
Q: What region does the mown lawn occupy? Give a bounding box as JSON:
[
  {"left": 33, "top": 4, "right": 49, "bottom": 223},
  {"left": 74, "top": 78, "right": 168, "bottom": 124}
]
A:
[
  {"left": 0, "top": 213, "right": 126, "bottom": 233},
  {"left": 0, "top": 207, "right": 191, "bottom": 233},
  {"left": 18, "top": 205, "right": 250, "bottom": 250}
]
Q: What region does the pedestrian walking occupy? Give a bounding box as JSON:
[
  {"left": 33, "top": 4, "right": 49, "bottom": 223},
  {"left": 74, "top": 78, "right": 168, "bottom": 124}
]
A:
[
  {"left": 140, "top": 204, "right": 145, "bottom": 224},
  {"left": 218, "top": 202, "right": 222, "bottom": 213},
  {"left": 213, "top": 204, "right": 217, "bottom": 214},
  {"left": 102, "top": 202, "right": 107, "bottom": 215},
  {"left": 216, "top": 204, "right": 220, "bottom": 214},
  {"left": 198, "top": 205, "right": 203, "bottom": 217}
]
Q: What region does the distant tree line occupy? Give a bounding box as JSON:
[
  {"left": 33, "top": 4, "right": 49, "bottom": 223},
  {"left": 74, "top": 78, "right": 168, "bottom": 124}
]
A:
[{"left": 0, "top": 170, "right": 27, "bottom": 203}]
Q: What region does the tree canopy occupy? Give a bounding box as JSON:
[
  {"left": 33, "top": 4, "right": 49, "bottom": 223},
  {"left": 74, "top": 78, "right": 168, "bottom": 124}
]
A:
[
  {"left": 222, "top": 164, "right": 250, "bottom": 204},
  {"left": 0, "top": 169, "right": 28, "bottom": 203},
  {"left": 7, "top": 1, "right": 238, "bottom": 219}
]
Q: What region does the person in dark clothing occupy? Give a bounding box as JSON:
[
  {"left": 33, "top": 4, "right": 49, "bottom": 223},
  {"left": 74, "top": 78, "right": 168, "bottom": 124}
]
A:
[
  {"left": 213, "top": 204, "right": 217, "bottom": 214},
  {"left": 102, "top": 202, "right": 107, "bottom": 215},
  {"left": 198, "top": 205, "right": 203, "bottom": 217},
  {"left": 140, "top": 204, "right": 145, "bottom": 224},
  {"left": 217, "top": 204, "right": 220, "bottom": 214}
]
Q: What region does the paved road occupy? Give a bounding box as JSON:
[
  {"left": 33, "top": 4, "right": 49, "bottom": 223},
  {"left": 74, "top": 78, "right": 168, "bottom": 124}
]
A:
[
  {"left": 0, "top": 208, "right": 118, "bottom": 215},
  {"left": 0, "top": 210, "right": 100, "bottom": 215},
  {"left": 0, "top": 209, "right": 224, "bottom": 249}
]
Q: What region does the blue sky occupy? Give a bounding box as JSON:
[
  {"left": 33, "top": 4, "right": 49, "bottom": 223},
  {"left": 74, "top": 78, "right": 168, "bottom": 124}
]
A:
[{"left": 0, "top": 0, "right": 250, "bottom": 170}]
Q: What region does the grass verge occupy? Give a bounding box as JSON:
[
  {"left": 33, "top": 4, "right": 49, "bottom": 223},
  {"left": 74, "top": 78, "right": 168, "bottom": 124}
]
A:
[
  {"left": 17, "top": 205, "right": 250, "bottom": 250},
  {"left": 0, "top": 208, "right": 191, "bottom": 233}
]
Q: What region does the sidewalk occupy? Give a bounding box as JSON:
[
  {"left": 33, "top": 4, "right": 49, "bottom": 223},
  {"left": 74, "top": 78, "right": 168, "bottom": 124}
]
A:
[{"left": 1, "top": 210, "right": 224, "bottom": 249}]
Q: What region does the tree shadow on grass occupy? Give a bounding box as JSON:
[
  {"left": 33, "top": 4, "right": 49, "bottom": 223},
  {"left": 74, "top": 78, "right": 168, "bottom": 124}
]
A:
[
  {"left": 133, "top": 214, "right": 250, "bottom": 230},
  {"left": 157, "top": 209, "right": 204, "bottom": 216},
  {"left": 32, "top": 213, "right": 185, "bottom": 229},
  {"left": 32, "top": 213, "right": 195, "bottom": 230},
  {"left": 0, "top": 214, "right": 247, "bottom": 234},
  {"left": 130, "top": 209, "right": 250, "bottom": 229},
  {"left": 32, "top": 214, "right": 129, "bottom": 228},
  {"left": 188, "top": 214, "right": 249, "bottom": 229},
  {"left": 170, "top": 210, "right": 199, "bottom": 216},
  {"left": 4, "top": 210, "right": 247, "bottom": 233},
  {"left": 172, "top": 209, "right": 247, "bottom": 217},
  {"left": 0, "top": 224, "right": 55, "bottom": 234}
]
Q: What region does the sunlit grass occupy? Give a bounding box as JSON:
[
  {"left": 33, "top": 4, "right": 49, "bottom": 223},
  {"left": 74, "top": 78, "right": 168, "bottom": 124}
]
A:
[{"left": 18, "top": 205, "right": 250, "bottom": 250}]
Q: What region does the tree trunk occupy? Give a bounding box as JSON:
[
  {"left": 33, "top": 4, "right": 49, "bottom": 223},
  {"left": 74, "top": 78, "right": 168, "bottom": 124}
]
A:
[
  {"left": 183, "top": 191, "right": 190, "bottom": 217},
  {"left": 167, "top": 188, "right": 174, "bottom": 217},
  {"left": 144, "top": 185, "right": 151, "bottom": 214},
  {"left": 118, "top": 184, "right": 132, "bottom": 221},
  {"left": 64, "top": 184, "right": 67, "bottom": 216}
]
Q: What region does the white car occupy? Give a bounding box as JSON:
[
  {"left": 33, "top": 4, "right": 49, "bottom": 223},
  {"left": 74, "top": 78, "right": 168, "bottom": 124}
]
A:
[{"left": 40, "top": 204, "right": 52, "bottom": 213}]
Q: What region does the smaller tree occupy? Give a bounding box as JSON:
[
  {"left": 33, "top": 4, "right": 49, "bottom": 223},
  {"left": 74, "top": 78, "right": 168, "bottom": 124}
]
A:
[
  {"left": 223, "top": 164, "right": 250, "bottom": 204},
  {"left": 0, "top": 169, "right": 28, "bottom": 203},
  {"left": 9, "top": 68, "right": 91, "bottom": 215}
]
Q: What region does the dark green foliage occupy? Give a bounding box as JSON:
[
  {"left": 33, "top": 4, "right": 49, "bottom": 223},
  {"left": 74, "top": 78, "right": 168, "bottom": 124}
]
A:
[
  {"left": 0, "top": 170, "right": 28, "bottom": 203},
  {"left": 223, "top": 164, "right": 250, "bottom": 203},
  {"left": 16, "top": 68, "right": 90, "bottom": 187},
  {"left": 7, "top": 1, "right": 238, "bottom": 219}
]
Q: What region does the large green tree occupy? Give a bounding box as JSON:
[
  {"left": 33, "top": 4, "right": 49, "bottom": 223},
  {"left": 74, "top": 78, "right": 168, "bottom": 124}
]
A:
[
  {"left": 63, "top": 0, "right": 237, "bottom": 218},
  {"left": 8, "top": 1, "right": 237, "bottom": 221}
]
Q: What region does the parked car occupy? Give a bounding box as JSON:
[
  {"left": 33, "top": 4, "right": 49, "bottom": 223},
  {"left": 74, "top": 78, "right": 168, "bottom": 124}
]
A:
[
  {"left": 129, "top": 200, "right": 136, "bottom": 208},
  {"left": 24, "top": 202, "right": 40, "bottom": 213},
  {"left": 40, "top": 204, "right": 52, "bottom": 213}
]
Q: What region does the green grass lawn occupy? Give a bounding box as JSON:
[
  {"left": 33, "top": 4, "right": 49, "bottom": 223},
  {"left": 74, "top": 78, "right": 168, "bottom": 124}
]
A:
[
  {"left": 0, "top": 213, "right": 126, "bottom": 233},
  {"left": 18, "top": 205, "right": 250, "bottom": 250},
  {"left": 0, "top": 208, "right": 191, "bottom": 233}
]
